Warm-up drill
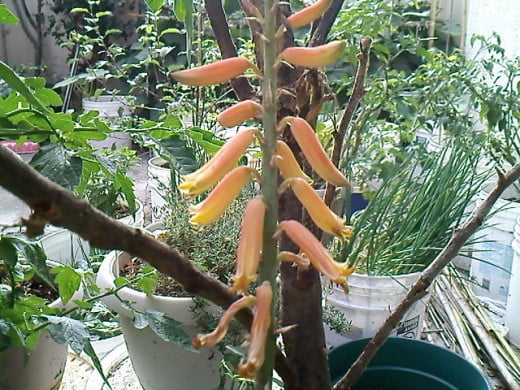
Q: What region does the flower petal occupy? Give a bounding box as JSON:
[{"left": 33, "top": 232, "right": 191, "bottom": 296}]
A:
[{"left": 275, "top": 140, "right": 313, "bottom": 183}]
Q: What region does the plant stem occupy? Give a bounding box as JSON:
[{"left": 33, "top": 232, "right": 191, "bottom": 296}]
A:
[{"left": 257, "top": 0, "right": 278, "bottom": 388}]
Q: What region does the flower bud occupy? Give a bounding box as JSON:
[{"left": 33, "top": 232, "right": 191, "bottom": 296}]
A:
[
  {"left": 287, "top": 0, "right": 332, "bottom": 29},
  {"left": 217, "top": 100, "right": 263, "bottom": 128},
  {"left": 275, "top": 140, "right": 313, "bottom": 183},
  {"left": 280, "top": 41, "right": 345, "bottom": 68}
]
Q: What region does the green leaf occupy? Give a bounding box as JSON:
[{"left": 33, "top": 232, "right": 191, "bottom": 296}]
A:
[
  {"left": 159, "top": 28, "right": 182, "bottom": 39},
  {"left": 51, "top": 266, "right": 81, "bottom": 304},
  {"left": 133, "top": 310, "right": 194, "bottom": 351},
  {"left": 30, "top": 143, "right": 82, "bottom": 190},
  {"left": 70, "top": 8, "right": 89, "bottom": 14},
  {"left": 46, "top": 316, "right": 89, "bottom": 354},
  {"left": 157, "top": 134, "right": 198, "bottom": 175},
  {"left": 83, "top": 339, "right": 111, "bottom": 387},
  {"left": 95, "top": 11, "right": 112, "bottom": 18},
  {"left": 0, "top": 61, "right": 47, "bottom": 112},
  {"left": 8, "top": 236, "right": 53, "bottom": 288},
  {"left": 114, "top": 276, "right": 129, "bottom": 288},
  {"left": 174, "top": 0, "right": 187, "bottom": 21},
  {"left": 0, "top": 5, "right": 19, "bottom": 24},
  {"left": 0, "top": 237, "right": 18, "bottom": 267},
  {"left": 34, "top": 89, "right": 63, "bottom": 107},
  {"left": 145, "top": 0, "right": 163, "bottom": 12}
]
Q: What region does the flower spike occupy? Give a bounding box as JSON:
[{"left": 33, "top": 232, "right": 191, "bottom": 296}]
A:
[
  {"left": 179, "top": 129, "right": 256, "bottom": 198},
  {"left": 230, "top": 196, "right": 266, "bottom": 295},
  {"left": 280, "top": 41, "right": 345, "bottom": 69},
  {"left": 217, "top": 100, "right": 263, "bottom": 128},
  {"left": 237, "top": 282, "right": 273, "bottom": 378},
  {"left": 279, "top": 178, "right": 353, "bottom": 241},
  {"left": 275, "top": 140, "right": 313, "bottom": 183},
  {"left": 287, "top": 0, "right": 332, "bottom": 29},
  {"left": 193, "top": 295, "right": 256, "bottom": 349},
  {"left": 278, "top": 220, "right": 355, "bottom": 293},
  {"left": 281, "top": 117, "right": 348, "bottom": 186},
  {"left": 189, "top": 166, "right": 257, "bottom": 227},
  {"left": 170, "top": 57, "right": 254, "bottom": 87}
]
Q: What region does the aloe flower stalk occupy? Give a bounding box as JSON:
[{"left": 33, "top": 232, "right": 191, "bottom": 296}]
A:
[
  {"left": 230, "top": 196, "right": 266, "bottom": 295},
  {"left": 278, "top": 220, "right": 355, "bottom": 293},
  {"left": 237, "top": 281, "right": 273, "bottom": 378},
  {"left": 179, "top": 129, "right": 256, "bottom": 198},
  {"left": 281, "top": 116, "right": 348, "bottom": 186},
  {"left": 192, "top": 295, "right": 256, "bottom": 349},
  {"left": 189, "top": 166, "right": 258, "bottom": 227},
  {"left": 170, "top": 56, "right": 254, "bottom": 87},
  {"left": 217, "top": 100, "right": 263, "bottom": 128},
  {"left": 279, "top": 177, "right": 353, "bottom": 241},
  {"left": 275, "top": 140, "right": 313, "bottom": 183},
  {"left": 280, "top": 41, "right": 345, "bottom": 68}
]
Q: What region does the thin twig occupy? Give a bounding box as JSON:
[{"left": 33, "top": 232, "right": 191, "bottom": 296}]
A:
[{"left": 333, "top": 163, "right": 520, "bottom": 389}]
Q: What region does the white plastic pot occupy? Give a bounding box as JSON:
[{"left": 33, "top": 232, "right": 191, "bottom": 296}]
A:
[
  {"left": 147, "top": 156, "right": 171, "bottom": 222},
  {"left": 96, "top": 223, "right": 221, "bottom": 390},
  {"left": 506, "top": 219, "right": 520, "bottom": 347},
  {"left": 82, "top": 95, "right": 132, "bottom": 119},
  {"left": 324, "top": 272, "right": 430, "bottom": 348}
]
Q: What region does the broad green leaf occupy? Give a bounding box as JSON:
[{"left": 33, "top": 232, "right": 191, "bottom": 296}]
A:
[
  {"left": 114, "top": 276, "right": 130, "bottom": 288},
  {"left": 0, "top": 237, "right": 18, "bottom": 267},
  {"left": 83, "top": 340, "right": 111, "bottom": 387},
  {"left": 30, "top": 143, "right": 82, "bottom": 190},
  {"left": 24, "top": 77, "right": 46, "bottom": 89},
  {"left": 46, "top": 316, "right": 88, "bottom": 354},
  {"left": 145, "top": 0, "right": 163, "bottom": 12},
  {"left": 156, "top": 134, "right": 198, "bottom": 175},
  {"left": 34, "top": 89, "right": 63, "bottom": 107},
  {"left": 175, "top": 0, "right": 186, "bottom": 21},
  {"left": 51, "top": 266, "right": 81, "bottom": 304},
  {"left": 159, "top": 28, "right": 182, "bottom": 39},
  {"left": 0, "top": 4, "right": 19, "bottom": 24},
  {"left": 133, "top": 310, "right": 194, "bottom": 351},
  {"left": 0, "top": 61, "right": 47, "bottom": 112}
]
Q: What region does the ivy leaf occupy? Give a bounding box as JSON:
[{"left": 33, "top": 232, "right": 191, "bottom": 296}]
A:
[
  {"left": 51, "top": 266, "right": 81, "bottom": 304},
  {"left": 133, "top": 310, "right": 194, "bottom": 351},
  {"left": 46, "top": 316, "right": 89, "bottom": 354},
  {"left": 30, "top": 143, "right": 82, "bottom": 190}
]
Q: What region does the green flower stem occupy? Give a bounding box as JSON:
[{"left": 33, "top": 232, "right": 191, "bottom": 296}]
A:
[{"left": 257, "top": 0, "right": 279, "bottom": 388}]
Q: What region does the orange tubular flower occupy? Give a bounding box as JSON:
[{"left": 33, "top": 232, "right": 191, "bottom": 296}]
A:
[
  {"left": 280, "top": 41, "right": 345, "bottom": 69},
  {"left": 193, "top": 295, "right": 256, "bottom": 349},
  {"left": 278, "top": 251, "right": 310, "bottom": 269},
  {"left": 217, "top": 100, "right": 263, "bottom": 128},
  {"left": 287, "top": 0, "right": 332, "bottom": 29},
  {"left": 237, "top": 282, "right": 273, "bottom": 378},
  {"left": 275, "top": 140, "right": 313, "bottom": 183},
  {"left": 230, "top": 196, "right": 266, "bottom": 295},
  {"left": 279, "top": 178, "right": 353, "bottom": 241},
  {"left": 189, "top": 166, "right": 257, "bottom": 227},
  {"left": 179, "top": 129, "right": 256, "bottom": 198},
  {"left": 278, "top": 220, "right": 355, "bottom": 293},
  {"left": 170, "top": 56, "right": 253, "bottom": 87},
  {"left": 282, "top": 116, "right": 348, "bottom": 187}
]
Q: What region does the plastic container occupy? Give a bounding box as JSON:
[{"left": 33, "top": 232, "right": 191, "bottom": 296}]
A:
[
  {"left": 470, "top": 193, "right": 520, "bottom": 302},
  {"left": 147, "top": 156, "right": 171, "bottom": 222},
  {"left": 82, "top": 95, "right": 132, "bottom": 119},
  {"left": 505, "top": 220, "right": 520, "bottom": 347},
  {"left": 329, "top": 337, "right": 490, "bottom": 389},
  {"left": 324, "top": 272, "right": 430, "bottom": 347},
  {"left": 39, "top": 229, "right": 90, "bottom": 267}
]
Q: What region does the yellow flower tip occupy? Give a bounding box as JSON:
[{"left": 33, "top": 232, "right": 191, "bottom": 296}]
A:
[
  {"left": 170, "top": 56, "right": 253, "bottom": 87},
  {"left": 217, "top": 100, "right": 263, "bottom": 128},
  {"left": 230, "top": 274, "right": 257, "bottom": 296},
  {"left": 237, "top": 361, "right": 258, "bottom": 379},
  {"left": 187, "top": 166, "right": 256, "bottom": 227}
]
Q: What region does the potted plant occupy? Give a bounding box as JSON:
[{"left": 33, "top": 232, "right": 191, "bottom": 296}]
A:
[
  {"left": 96, "top": 188, "right": 257, "bottom": 389},
  {"left": 324, "top": 139, "right": 488, "bottom": 346}
]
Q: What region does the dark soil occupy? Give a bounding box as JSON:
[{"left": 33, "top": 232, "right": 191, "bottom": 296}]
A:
[{"left": 22, "top": 278, "right": 58, "bottom": 301}]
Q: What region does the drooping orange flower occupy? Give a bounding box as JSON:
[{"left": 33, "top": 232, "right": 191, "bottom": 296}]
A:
[
  {"left": 189, "top": 166, "right": 258, "bottom": 227},
  {"left": 275, "top": 140, "right": 313, "bottom": 183},
  {"left": 279, "top": 178, "right": 353, "bottom": 241},
  {"left": 278, "top": 220, "right": 355, "bottom": 293},
  {"left": 179, "top": 129, "right": 256, "bottom": 198},
  {"left": 281, "top": 116, "right": 348, "bottom": 187},
  {"left": 237, "top": 281, "right": 273, "bottom": 378},
  {"left": 170, "top": 57, "right": 253, "bottom": 87},
  {"left": 280, "top": 41, "right": 345, "bottom": 68},
  {"left": 217, "top": 100, "right": 263, "bottom": 128},
  {"left": 192, "top": 295, "right": 256, "bottom": 349},
  {"left": 230, "top": 196, "right": 266, "bottom": 295},
  {"left": 287, "top": 0, "right": 332, "bottom": 29}
]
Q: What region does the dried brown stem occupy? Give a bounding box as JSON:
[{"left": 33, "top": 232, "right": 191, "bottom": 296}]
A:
[
  {"left": 332, "top": 164, "right": 520, "bottom": 389},
  {"left": 0, "top": 145, "right": 293, "bottom": 383},
  {"left": 324, "top": 37, "right": 371, "bottom": 209}
]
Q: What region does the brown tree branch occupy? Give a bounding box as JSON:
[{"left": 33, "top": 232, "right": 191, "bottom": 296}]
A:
[
  {"left": 332, "top": 164, "right": 520, "bottom": 389},
  {"left": 324, "top": 37, "right": 371, "bottom": 210},
  {"left": 205, "top": 0, "right": 255, "bottom": 100},
  {"left": 309, "top": 0, "right": 345, "bottom": 47},
  {"left": 0, "top": 145, "right": 293, "bottom": 383}
]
